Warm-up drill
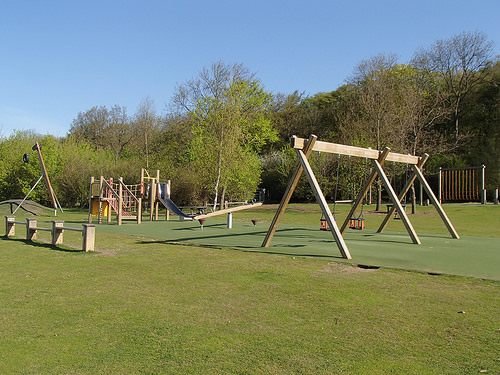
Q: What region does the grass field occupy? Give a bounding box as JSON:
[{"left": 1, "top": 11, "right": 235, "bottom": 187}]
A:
[{"left": 1, "top": 203, "right": 499, "bottom": 374}]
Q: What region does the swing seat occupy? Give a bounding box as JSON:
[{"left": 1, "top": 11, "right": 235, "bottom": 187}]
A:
[
  {"left": 320, "top": 218, "right": 328, "bottom": 231},
  {"left": 349, "top": 217, "right": 365, "bottom": 230}
]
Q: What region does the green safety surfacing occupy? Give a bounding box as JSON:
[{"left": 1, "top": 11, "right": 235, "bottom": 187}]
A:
[{"left": 93, "top": 217, "right": 500, "bottom": 281}]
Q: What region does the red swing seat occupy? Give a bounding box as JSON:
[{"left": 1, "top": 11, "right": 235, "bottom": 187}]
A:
[{"left": 349, "top": 217, "right": 365, "bottom": 230}]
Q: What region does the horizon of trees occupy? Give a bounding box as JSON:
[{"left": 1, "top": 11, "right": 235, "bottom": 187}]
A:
[{"left": 1, "top": 31, "right": 498, "bottom": 208}]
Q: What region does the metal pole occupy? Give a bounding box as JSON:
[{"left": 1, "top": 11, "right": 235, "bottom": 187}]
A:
[{"left": 13, "top": 175, "right": 44, "bottom": 214}]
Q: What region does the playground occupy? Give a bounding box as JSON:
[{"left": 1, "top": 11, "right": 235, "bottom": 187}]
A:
[
  {"left": 1, "top": 202, "right": 499, "bottom": 374},
  {"left": 60, "top": 202, "right": 500, "bottom": 281},
  {"left": 2, "top": 139, "right": 499, "bottom": 374}
]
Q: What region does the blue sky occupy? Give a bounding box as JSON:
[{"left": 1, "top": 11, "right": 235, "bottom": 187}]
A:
[{"left": 1, "top": 0, "right": 499, "bottom": 138}]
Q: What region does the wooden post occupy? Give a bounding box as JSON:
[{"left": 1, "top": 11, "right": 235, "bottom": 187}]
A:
[
  {"left": 118, "top": 178, "right": 123, "bottom": 226},
  {"left": 88, "top": 176, "right": 94, "bottom": 223},
  {"left": 82, "top": 224, "right": 96, "bottom": 252},
  {"left": 26, "top": 218, "right": 37, "bottom": 241},
  {"left": 52, "top": 220, "right": 64, "bottom": 245},
  {"left": 5, "top": 216, "right": 15, "bottom": 237},
  {"left": 137, "top": 197, "right": 142, "bottom": 224},
  {"left": 155, "top": 170, "right": 160, "bottom": 221},
  {"left": 262, "top": 135, "right": 317, "bottom": 248}
]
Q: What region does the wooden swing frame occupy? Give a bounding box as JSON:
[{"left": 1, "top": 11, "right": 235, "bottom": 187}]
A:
[{"left": 262, "top": 135, "right": 459, "bottom": 259}]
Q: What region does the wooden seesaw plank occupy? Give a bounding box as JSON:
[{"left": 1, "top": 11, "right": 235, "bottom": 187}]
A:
[{"left": 194, "top": 202, "right": 263, "bottom": 220}]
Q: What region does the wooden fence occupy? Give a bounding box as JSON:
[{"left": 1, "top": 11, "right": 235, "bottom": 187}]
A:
[{"left": 5, "top": 216, "right": 95, "bottom": 252}]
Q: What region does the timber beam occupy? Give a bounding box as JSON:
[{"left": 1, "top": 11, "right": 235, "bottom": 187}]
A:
[{"left": 291, "top": 137, "right": 420, "bottom": 165}]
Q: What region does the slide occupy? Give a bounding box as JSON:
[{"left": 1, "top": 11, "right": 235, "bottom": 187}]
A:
[
  {"left": 156, "top": 182, "right": 263, "bottom": 221},
  {"left": 157, "top": 183, "right": 194, "bottom": 220}
]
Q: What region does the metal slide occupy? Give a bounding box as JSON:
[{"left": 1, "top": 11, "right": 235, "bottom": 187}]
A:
[{"left": 157, "top": 183, "right": 194, "bottom": 220}]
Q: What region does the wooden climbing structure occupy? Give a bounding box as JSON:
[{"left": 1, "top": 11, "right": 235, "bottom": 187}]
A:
[{"left": 88, "top": 175, "right": 143, "bottom": 225}]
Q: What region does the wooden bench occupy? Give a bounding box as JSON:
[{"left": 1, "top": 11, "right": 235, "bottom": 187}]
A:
[{"left": 5, "top": 216, "right": 95, "bottom": 252}]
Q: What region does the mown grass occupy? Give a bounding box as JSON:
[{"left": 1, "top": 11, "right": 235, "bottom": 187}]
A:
[{"left": 1, "top": 203, "right": 499, "bottom": 374}]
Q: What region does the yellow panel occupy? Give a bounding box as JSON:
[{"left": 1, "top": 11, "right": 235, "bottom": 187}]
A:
[{"left": 91, "top": 200, "right": 108, "bottom": 216}]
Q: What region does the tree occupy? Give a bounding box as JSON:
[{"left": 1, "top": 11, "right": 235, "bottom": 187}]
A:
[
  {"left": 105, "top": 105, "right": 133, "bottom": 165},
  {"left": 413, "top": 31, "right": 494, "bottom": 143},
  {"left": 69, "top": 106, "right": 110, "bottom": 149},
  {"left": 172, "top": 62, "right": 277, "bottom": 208},
  {"left": 133, "top": 97, "right": 160, "bottom": 169},
  {"left": 348, "top": 53, "right": 400, "bottom": 150},
  {"left": 344, "top": 54, "right": 401, "bottom": 210},
  {"left": 0, "top": 132, "right": 62, "bottom": 206},
  {"left": 269, "top": 91, "right": 305, "bottom": 144},
  {"left": 460, "top": 59, "right": 500, "bottom": 194},
  {"left": 69, "top": 105, "right": 133, "bottom": 164}
]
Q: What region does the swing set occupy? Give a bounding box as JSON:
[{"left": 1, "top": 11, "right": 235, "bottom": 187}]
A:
[{"left": 263, "top": 135, "right": 459, "bottom": 259}]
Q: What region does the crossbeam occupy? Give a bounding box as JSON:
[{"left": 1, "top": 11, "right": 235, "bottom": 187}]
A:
[{"left": 291, "top": 137, "right": 419, "bottom": 165}]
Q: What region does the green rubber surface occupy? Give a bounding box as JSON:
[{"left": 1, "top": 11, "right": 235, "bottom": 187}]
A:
[{"left": 95, "top": 218, "right": 500, "bottom": 281}]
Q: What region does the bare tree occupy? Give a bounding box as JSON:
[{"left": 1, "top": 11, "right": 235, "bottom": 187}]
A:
[
  {"left": 348, "top": 54, "right": 400, "bottom": 150},
  {"left": 172, "top": 61, "right": 255, "bottom": 115},
  {"left": 345, "top": 54, "right": 400, "bottom": 210},
  {"left": 413, "top": 31, "right": 494, "bottom": 143},
  {"left": 69, "top": 106, "right": 110, "bottom": 149},
  {"left": 106, "top": 105, "right": 133, "bottom": 165},
  {"left": 134, "top": 97, "right": 159, "bottom": 169},
  {"left": 171, "top": 62, "right": 274, "bottom": 209}
]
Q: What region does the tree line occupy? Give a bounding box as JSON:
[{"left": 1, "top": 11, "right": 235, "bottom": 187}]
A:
[{"left": 1, "top": 31, "right": 498, "bottom": 209}]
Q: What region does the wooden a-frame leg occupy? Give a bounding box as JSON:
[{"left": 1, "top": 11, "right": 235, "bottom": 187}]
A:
[
  {"left": 262, "top": 135, "right": 317, "bottom": 248},
  {"left": 373, "top": 159, "right": 421, "bottom": 245},
  {"left": 296, "top": 149, "right": 351, "bottom": 259},
  {"left": 412, "top": 164, "right": 460, "bottom": 239},
  {"left": 377, "top": 154, "right": 429, "bottom": 233}
]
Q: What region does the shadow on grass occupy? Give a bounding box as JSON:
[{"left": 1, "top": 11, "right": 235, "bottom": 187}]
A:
[{"left": 1, "top": 236, "right": 86, "bottom": 253}]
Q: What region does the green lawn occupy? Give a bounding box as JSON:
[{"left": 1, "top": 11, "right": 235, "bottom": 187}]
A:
[{"left": 1, "top": 203, "right": 499, "bottom": 374}]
